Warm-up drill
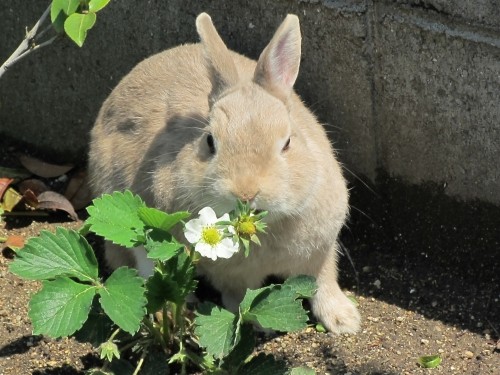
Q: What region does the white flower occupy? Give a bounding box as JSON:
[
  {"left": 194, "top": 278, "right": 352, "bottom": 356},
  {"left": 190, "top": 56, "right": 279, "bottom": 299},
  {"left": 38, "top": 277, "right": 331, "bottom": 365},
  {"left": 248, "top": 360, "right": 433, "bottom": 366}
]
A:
[{"left": 184, "top": 207, "right": 239, "bottom": 261}]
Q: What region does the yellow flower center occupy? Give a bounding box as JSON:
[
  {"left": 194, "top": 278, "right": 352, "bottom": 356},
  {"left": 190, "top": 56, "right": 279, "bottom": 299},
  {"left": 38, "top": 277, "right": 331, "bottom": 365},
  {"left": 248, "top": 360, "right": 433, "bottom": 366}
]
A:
[
  {"left": 201, "top": 226, "right": 221, "bottom": 246},
  {"left": 238, "top": 220, "right": 256, "bottom": 236}
]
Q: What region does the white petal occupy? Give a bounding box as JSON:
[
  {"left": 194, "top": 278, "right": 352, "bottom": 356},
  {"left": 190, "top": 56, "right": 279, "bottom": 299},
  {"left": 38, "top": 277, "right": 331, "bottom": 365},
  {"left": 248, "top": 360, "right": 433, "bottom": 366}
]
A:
[
  {"left": 196, "top": 242, "right": 217, "bottom": 261},
  {"left": 215, "top": 238, "right": 240, "bottom": 259},
  {"left": 219, "top": 213, "right": 230, "bottom": 222},
  {"left": 184, "top": 218, "right": 202, "bottom": 244},
  {"left": 198, "top": 207, "right": 218, "bottom": 225}
]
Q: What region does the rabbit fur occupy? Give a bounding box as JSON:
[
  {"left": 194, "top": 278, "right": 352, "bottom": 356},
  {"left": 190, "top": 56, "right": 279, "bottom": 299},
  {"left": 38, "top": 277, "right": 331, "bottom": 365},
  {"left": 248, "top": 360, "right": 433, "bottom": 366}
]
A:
[{"left": 89, "top": 12, "right": 360, "bottom": 334}]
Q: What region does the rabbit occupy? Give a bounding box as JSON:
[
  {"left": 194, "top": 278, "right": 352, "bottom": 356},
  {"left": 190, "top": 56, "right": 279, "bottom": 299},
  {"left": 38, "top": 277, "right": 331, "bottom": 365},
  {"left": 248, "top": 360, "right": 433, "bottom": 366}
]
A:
[{"left": 88, "top": 12, "right": 360, "bottom": 334}]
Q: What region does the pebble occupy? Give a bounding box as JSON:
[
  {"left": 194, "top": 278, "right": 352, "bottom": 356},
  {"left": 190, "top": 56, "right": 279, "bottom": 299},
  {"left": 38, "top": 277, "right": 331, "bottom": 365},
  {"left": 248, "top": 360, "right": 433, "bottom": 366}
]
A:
[
  {"left": 420, "top": 339, "right": 429, "bottom": 345},
  {"left": 464, "top": 350, "right": 474, "bottom": 358}
]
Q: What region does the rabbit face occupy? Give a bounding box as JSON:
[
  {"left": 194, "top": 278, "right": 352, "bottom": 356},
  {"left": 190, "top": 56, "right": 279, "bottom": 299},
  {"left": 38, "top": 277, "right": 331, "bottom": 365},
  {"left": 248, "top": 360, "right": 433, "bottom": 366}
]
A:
[{"left": 194, "top": 83, "right": 320, "bottom": 221}]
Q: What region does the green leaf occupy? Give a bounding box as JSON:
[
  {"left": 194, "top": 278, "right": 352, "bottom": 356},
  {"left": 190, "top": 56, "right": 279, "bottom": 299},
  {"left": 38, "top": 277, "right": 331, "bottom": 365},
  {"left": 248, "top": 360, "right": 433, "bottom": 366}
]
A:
[
  {"left": 164, "top": 252, "right": 197, "bottom": 301},
  {"left": 195, "top": 302, "right": 240, "bottom": 359},
  {"left": 315, "top": 323, "right": 326, "bottom": 333},
  {"left": 86, "top": 191, "right": 146, "bottom": 247},
  {"left": 418, "top": 355, "right": 442, "bottom": 368},
  {"left": 145, "top": 237, "right": 183, "bottom": 262},
  {"left": 240, "top": 285, "right": 309, "bottom": 332},
  {"left": 51, "top": 0, "right": 80, "bottom": 33},
  {"left": 145, "top": 271, "right": 180, "bottom": 313},
  {"left": 74, "top": 304, "right": 114, "bottom": 346},
  {"left": 221, "top": 324, "right": 255, "bottom": 372},
  {"left": 29, "top": 278, "right": 96, "bottom": 338},
  {"left": 238, "top": 353, "right": 288, "bottom": 375},
  {"left": 289, "top": 367, "right": 316, "bottom": 375},
  {"left": 138, "top": 207, "right": 190, "bottom": 232},
  {"left": 64, "top": 12, "right": 97, "bottom": 47},
  {"left": 283, "top": 275, "right": 317, "bottom": 298},
  {"left": 98, "top": 267, "right": 146, "bottom": 334},
  {"left": 9, "top": 228, "right": 98, "bottom": 282},
  {"left": 89, "top": 0, "right": 111, "bottom": 13}
]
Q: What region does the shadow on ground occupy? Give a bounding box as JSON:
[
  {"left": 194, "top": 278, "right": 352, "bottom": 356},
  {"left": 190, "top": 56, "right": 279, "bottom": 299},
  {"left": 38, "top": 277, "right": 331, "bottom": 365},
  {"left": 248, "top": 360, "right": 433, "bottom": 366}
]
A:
[{"left": 339, "top": 172, "right": 500, "bottom": 339}]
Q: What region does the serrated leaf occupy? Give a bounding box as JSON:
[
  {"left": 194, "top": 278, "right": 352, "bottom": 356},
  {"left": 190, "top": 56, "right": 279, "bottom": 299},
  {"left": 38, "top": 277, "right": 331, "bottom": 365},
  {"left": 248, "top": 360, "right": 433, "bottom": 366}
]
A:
[
  {"left": 74, "top": 304, "right": 114, "bottom": 347},
  {"left": 99, "top": 267, "right": 146, "bottom": 334},
  {"left": 195, "top": 302, "right": 240, "bottom": 359},
  {"left": 145, "top": 271, "right": 180, "bottom": 313},
  {"left": 240, "top": 285, "right": 308, "bottom": 332},
  {"left": 9, "top": 228, "right": 98, "bottom": 282},
  {"left": 164, "top": 252, "right": 197, "bottom": 301},
  {"left": 29, "top": 278, "right": 96, "bottom": 338},
  {"left": 418, "top": 355, "right": 442, "bottom": 368},
  {"left": 145, "top": 237, "right": 183, "bottom": 262},
  {"left": 289, "top": 367, "right": 316, "bottom": 375},
  {"left": 51, "top": 0, "right": 80, "bottom": 33},
  {"left": 138, "top": 207, "right": 190, "bottom": 232},
  {"left": 283, "top": 275, "right": 317, "bottom": 298},
  {"left": 64, "top": 12, "right": 97, "bottom": 47},
  {"left": 238, "top": 353, "right": 288, "bottom": 375},
  {"left": 221, "top": 324, "right": 255, "bottom": 372},
  {"left": 89, "top": 0, "right": 111, "bottom": 13},
  {"left": 86, "top": 191, "right": 145, "bottom": 247}
]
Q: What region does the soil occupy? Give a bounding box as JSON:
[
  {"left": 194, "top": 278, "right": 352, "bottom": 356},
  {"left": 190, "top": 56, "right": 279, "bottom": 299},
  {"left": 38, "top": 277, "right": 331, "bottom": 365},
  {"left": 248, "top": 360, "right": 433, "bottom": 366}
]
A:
[{"left": 1, "top": 150, "right": 499, "bottom": 374}]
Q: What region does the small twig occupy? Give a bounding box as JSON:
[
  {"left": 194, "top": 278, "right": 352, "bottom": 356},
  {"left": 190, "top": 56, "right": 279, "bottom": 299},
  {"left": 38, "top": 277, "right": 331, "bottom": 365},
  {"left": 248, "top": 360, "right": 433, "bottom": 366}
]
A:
[
  {"left": 0, "top": 5, "right": 57, "bottom": 79},
  {"left": 132, "top": 349, "right": 147, "bottom": 375}
]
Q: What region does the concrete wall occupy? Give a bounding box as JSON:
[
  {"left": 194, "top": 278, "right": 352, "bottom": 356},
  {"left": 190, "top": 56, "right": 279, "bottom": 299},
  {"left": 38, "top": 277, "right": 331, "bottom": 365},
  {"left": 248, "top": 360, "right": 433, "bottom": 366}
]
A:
[{"left": 1, "top": 0, "right": 499, "bottom": 204}]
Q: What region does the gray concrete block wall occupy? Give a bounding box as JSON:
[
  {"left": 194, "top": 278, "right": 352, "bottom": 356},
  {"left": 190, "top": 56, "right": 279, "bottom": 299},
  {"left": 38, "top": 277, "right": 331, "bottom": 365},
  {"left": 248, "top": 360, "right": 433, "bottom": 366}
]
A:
[
  {"left": 1, "top": 0, "right": 499, "bottom": 204},
  {"left": 372, "top": 3, "right": 500, "bottom": 203}
]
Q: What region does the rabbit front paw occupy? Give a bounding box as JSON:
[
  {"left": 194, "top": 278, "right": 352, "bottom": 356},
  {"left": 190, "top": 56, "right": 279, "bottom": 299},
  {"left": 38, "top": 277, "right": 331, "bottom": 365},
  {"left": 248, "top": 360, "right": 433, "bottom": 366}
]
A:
[{"left": 311, "top": 289, "right": 361, "bottom": 334}]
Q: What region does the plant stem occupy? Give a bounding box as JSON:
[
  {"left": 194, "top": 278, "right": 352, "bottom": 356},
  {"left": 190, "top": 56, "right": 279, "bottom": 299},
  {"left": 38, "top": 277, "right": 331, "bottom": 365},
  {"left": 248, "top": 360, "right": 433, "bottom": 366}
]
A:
[
  {"left": 0, "top": 5, "right": 59, "bottom": 79},
  {"left": 163, "top": 304, "right": 171, "bottom": 345},
  {"left": 108, "top": 328, "right": 121, "bottom": 342},
  {"left": 132, "top": 349, "right": 147, "bottom": 375},
  {"left": 143, "top": 316, "right": 167, "bottom": 351}
]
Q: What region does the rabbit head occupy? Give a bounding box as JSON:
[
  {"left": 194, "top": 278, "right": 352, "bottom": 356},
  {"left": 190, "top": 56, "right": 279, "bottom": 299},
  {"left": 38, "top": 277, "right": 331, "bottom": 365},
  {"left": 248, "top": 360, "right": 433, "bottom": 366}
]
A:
[{"left": 172, "top": 13, "right": 326, "bottom": 221}]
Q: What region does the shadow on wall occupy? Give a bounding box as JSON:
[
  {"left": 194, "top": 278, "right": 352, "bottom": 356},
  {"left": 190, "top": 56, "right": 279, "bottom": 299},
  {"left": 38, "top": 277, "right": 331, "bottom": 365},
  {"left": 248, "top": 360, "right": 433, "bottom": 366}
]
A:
[{"left": 339, "top": 171, "right": 500, "bottom": 337}]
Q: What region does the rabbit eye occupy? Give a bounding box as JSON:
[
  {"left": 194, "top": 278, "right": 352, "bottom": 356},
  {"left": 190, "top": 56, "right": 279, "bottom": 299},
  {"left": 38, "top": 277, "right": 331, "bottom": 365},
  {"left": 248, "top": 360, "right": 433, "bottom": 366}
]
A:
[
  {"left": 282, "top": 137, "right": 291, "bottom": 152},
  {"left": 206, "top": 134, "right": 216, "bottom": 154}
]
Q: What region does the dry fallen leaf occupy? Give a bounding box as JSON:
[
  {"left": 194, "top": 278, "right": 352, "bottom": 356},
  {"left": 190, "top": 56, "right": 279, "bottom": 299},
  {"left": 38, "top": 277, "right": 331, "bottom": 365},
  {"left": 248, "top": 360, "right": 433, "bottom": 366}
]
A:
[
  {"left": 1, "top": 187, "right": 23, "bottom": 212},
  {"left": 0, "top": 178, "right": 14, "bottom": 198},
  {"left": 64, "top": 170, "right": 92, "bottom": 210},
  {"left": 19, "top": 179, "right": 50, "bottom": 196},
  {"left": 1, "top": 235, "right": 25, "bottom": 251},
  {"left": 37, "top": 191, "right": 79, "bottom": 221},
  {"left": 18, "top": 154, "right": 74, "bottom": 178}
]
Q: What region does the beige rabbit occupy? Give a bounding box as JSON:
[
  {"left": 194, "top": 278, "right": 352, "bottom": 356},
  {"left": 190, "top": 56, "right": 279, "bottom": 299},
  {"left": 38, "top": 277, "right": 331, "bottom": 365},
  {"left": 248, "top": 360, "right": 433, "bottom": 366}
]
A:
[{"left": 89, "top": 13, "right": 360, "bottom": 334}]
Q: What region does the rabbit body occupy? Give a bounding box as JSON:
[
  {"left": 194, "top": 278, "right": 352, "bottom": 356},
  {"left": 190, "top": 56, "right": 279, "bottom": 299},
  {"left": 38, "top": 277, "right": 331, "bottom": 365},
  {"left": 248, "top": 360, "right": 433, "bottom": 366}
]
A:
[{"left": 89, "top": 13, "right": 360, "bottom": 334}]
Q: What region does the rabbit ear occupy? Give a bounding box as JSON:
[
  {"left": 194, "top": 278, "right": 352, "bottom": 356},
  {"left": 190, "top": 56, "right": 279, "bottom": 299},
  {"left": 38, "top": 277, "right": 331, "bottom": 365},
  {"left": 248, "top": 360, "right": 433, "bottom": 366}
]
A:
[
  {"left": 196, "top": 13, "right": 239, "bottom": 104},
  {"left": 253, "top": 15, "right": 301, "bottom": 102}
]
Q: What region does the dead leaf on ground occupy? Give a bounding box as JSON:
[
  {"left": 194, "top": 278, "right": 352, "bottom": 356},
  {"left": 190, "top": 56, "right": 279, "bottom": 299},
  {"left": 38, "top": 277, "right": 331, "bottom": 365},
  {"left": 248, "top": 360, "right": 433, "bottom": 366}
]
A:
[
  {"left": 1, "top": 235, "right": 25, "bottom": 251},
  {"left": 37, "top": 191, "right": 79, "bottom": 221},
  {"left": 64, "top": 170, "right": 92, "bottom": 210},
  {"left": 18, "top": 154, "right": 74, "bottom": 178},
  {"left": 0, "top": 178, "right": 14, "bottom": 198},
  {"left": 22, "top": 188, "right": 39, "bottom": 208},
  {"left": 1, "top": 187, "right": 23, "bottom": 212},
  {"left": 19, "top": 179, "right": 50, "bottom": 196}
]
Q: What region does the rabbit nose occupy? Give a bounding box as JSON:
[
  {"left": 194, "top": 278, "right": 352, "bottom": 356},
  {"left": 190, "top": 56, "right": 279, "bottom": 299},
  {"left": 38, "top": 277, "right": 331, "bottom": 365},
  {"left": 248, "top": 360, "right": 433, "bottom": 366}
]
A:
[{"left": 233, "top": 190, "right": 259, "bottom": 204}]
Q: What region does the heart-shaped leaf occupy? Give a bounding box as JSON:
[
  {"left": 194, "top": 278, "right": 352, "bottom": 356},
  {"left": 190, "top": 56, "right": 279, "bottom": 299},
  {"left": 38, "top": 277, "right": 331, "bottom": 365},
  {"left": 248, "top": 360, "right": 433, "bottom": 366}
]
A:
[{"left": 64, "top": 12, "right": 97, "bottom": 47}]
